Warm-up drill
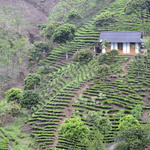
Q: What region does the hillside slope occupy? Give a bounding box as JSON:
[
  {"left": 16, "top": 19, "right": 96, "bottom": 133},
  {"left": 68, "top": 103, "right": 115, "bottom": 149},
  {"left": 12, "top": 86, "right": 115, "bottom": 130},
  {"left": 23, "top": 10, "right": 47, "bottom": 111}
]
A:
[
  {"left": 1, "top": 0, "right": 150, "bottom": 149},
  {"left": 0, "top": 0, "right": 60, "bottom": 42}
]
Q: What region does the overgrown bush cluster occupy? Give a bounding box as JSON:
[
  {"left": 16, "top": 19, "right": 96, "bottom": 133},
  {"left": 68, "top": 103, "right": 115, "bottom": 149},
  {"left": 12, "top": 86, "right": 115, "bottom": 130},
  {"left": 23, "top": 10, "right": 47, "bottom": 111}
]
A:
[{"left": 72, "top": 49, "right": 93, "bottom": 63}]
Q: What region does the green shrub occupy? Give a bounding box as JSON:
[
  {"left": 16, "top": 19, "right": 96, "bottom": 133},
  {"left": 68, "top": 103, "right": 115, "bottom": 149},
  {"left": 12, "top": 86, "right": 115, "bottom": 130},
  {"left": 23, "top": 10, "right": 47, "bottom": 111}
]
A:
[
  {"left": 114, "top": 125, "right": 150, "bottom": 150},
  {"left": 107, "top": 49, "right": 119, "bottom": 57},
  {"left": 97, "top": 64, "right": 110, "bottom": 76},
  {"left": 29, "top": 41, "right": 52, "bottom": 63},
  {"left": 98, "top": 53, "right": 108, "bottom": 64},
  {"left": 9, "top": 102, "right": 21, "bottom": 117},
  {"left": 21, "top": 90, "right": 40, "bottom": 109},
  {"left": 72, "top": 49, "right": 93, "bottom": 63},
  {"left": 6, "top": 88, "right": 23, "bottom": 103},
  {"left": 24, "top": 73, "right": 41, "bottom": 90},
  {"left": 118, "top": 115, "right": 140, "bottom": 130},
  {"left": 67, "top": 8, "right": 82, "bottom": 21},
  {"left": 131, "top": 105, "right": 143, "bottom": 119},
  {"left": 44, "top": 21, "right": 61, "bottom": 39},
  {"left": 94, "top": 11, "right": 115, "bottom": 27}
]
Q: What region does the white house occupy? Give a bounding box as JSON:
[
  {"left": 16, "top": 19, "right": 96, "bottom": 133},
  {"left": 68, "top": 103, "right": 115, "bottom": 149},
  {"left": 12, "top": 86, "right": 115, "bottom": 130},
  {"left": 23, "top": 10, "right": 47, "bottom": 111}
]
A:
[{"left": 96, "top": 31, "right": 145, "bottom": 55}]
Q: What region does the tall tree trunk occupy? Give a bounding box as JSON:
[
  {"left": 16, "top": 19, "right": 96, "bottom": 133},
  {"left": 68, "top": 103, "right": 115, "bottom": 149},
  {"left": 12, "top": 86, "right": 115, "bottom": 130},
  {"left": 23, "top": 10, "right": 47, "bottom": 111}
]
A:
[{"left": 66, "top": 50, "right": 68, "bottom": 60}]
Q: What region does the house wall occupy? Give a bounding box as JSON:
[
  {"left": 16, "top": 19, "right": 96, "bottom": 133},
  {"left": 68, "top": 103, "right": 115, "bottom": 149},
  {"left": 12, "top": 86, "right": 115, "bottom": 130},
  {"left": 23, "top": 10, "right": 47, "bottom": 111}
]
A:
[{"left": 102, "top": 42, "right": 140, "bottom": 55}]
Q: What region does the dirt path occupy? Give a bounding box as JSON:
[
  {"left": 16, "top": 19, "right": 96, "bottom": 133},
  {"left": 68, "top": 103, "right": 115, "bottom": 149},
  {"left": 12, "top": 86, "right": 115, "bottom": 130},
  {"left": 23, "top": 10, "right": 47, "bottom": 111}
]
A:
[
  {"left": 49, "top": 83, "right": 89, "bottom": 149},
  {"left": 142, "top": 110, "right": 150, "bottom": 121},
  {"left": 121, "top": 56, "right": 133, "bottom": 74}
]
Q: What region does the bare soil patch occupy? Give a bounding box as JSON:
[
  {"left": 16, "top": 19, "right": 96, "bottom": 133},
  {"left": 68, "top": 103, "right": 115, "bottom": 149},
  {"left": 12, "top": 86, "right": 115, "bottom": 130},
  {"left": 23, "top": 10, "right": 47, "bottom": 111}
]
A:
[{"left": 142, "top": 109, "right": 150, "bottom": 121}]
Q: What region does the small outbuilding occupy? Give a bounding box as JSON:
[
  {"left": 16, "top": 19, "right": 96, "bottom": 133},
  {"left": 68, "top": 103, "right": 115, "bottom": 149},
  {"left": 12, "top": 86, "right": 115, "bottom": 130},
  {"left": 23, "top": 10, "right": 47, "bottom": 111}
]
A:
[{"left": 95, "top": 31, "right": 145, "bottom": 55}]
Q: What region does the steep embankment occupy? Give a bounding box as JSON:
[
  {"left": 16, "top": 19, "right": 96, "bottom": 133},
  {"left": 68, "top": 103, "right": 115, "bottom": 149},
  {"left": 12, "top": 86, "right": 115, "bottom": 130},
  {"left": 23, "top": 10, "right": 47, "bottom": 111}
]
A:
[{"left": 0, "top": 0, "right": 60, "bottom": 42}]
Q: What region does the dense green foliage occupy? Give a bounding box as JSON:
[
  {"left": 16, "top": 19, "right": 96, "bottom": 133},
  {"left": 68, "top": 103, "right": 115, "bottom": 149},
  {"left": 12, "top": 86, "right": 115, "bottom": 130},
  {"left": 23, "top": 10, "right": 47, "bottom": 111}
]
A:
[
  {"left": 29, "top": 41, "right": 51, "bottom": 64},
  {"left": 67, "top": 8, "right": 82, "bottom": 22},
  {"left": 6, "top": 88, "right": 23, "bottom": 103},
  {"left": 72, "top": 49, "right": 93, "bottom": 63},
  {"left": 52, "top": 24, "right": 76, "bottom": 44},
  {"left": 49, "top": 0, "right": 107, "bottom": 22},
  {"left": 118, "top": 115, "right": 140, "bottom": 130},
  {"left": 59, "top": 116, "right": 90, "bottom": 148},
  {"left": 24, "top": 73, "right": 41, "bottom": 90},
  {"left": 43, "top": 21, "right": 61, "bottom": 39},
  {"left": 98, "top": 50, "right": 119, "bottom": 64},
  {"left": 21, "top": 90, "right": 40, "bottom": 109},
  {"left": 94, "top": 11, "right": 115, "bottom": 27},
  {"left": 114, "top": 125, "right": 150, "bottom": 150},
  {"left": 1, "top": 0, "right": 150, "bottom": 149},
  {"left": 97, "top": 64, "right": 110, "bottom": 76}
]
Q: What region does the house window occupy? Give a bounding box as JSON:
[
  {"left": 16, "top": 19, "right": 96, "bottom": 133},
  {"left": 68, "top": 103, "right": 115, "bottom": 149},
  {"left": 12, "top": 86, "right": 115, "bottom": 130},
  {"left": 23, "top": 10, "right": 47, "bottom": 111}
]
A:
[{"left": 118, "top": 43, "right": 123, "bottom": 50}]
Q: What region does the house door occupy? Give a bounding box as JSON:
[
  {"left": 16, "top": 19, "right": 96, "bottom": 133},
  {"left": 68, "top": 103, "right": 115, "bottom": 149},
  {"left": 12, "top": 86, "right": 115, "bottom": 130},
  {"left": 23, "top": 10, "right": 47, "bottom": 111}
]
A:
[
  {"left": 130, "top": 43, "right": 136, "bottom": 55},
  {"left": 118, "top": 43, "right": 123, "bottom": 55}
]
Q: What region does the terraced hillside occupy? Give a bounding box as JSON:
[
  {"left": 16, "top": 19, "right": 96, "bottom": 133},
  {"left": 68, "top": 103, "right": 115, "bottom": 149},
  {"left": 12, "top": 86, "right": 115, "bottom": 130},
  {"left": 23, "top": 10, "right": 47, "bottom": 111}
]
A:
[
  {"left": 27, "top": 52, "right": 150, "bottom": 150},
  {"left": 1, "top": 0, "right": 150, "bottom": 149},
  {"left": 25, "top": 0, "right": 150, "bottom": 149}
]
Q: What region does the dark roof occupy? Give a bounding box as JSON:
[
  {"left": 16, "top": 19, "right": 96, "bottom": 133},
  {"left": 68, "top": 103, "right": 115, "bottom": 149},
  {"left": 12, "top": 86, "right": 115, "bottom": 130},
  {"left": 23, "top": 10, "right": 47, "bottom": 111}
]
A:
[{"left": 97, "top": 31, "right": 144, "bottom": 43}]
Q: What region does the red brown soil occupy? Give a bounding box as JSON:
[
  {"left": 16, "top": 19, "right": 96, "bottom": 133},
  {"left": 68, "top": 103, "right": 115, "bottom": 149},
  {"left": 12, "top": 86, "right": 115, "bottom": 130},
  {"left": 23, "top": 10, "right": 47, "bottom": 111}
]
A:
[
  {"left": 142, "top": 110, "right": 150, "bottom": 121},
  {"left": 121, "top": 57, "right": 133, "bottom": 74}
]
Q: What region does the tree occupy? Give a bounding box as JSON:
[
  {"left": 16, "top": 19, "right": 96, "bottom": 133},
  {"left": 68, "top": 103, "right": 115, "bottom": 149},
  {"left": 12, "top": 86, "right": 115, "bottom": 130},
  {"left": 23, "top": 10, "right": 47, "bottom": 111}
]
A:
[
  {"left": 118, "top": 115, "right": 140, "bottom": 130},
  {"left": 72, "top": 49, "right": 93, "bottom": 64},
  {"left": 98, "top": 53, "right": 108, "bottom": 64},
  {"left": 21, "top": 90, "right": 40, "bottom": 109},
  {"left": 107, "top": 49, "right": 119, "bottom": 58},
  {"left": 43, "top": 21, "right": 61, "bottom": 39},
  {"left": 28, "top": 41, "right": 51, "bottom": 64},
  {"left": 59, "top": 116, "right": 90, "bottom": 149},
  {"left": 114, "top": 125, "right": 150, "bottom": 150},
  {"left": 24, "top": 73, "right": 41, "bottom": 90},
  {"left": 52, "top": 23, "right": 76, "bottom": 59},
  {"left": 94, "top": 11, "right": 115, "bottom": 27},
  {"left": 6, "top": 88, "right": 23, "bottom": 103},
  {"left": 85, "top": 111, "right": 111, "bottom": 150},
  {"left": 97, "top": 64, "right": 110, "bottom": 77},
  {"left": 67, "top": 8, "right": 82, "bottom": 22},
  {"left": 101, "top": 40, "right": 110, "bottom": 50}
]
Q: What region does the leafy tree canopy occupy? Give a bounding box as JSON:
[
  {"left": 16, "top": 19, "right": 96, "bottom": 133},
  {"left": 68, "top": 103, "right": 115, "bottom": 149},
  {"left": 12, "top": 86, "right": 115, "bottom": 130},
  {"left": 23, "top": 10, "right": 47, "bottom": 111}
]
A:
[
  {"left": 67, "top": 8, "right": 82, "bottom": 21},
  {"left": 118, "top": 115, "right": 140, "bottom": 130},
  {"left": 6, "top": 88, "right": 23, "bottom": 103},
  {"left": 59, "top": 116, "right": 90, "bottom": 146},
  {"left": 97, "top": 64, "right": 110, "bottom": 76},
  {"left": 72, "top": 49, "right": 93, "bottom": 64},
  {"left": 52, "top": 23, "right": 76, "bottom": 44},
  {"left": 124, "top": 0, "right": 150, "bottom": 15},
  {"left": 24, "top": 73, "right": 41, "bottom": 90},
  {"left": 21, "top": 90, "right": 40, "bottom": 109},
  {"left": 94, "top": 11, "right": 115, "bottom": 27},
  {"left": 114, "top": 125, "right": 150, "bottom": 150},
  {"left": 43, "top": 21, "right": 61, "bottom": 39}
]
